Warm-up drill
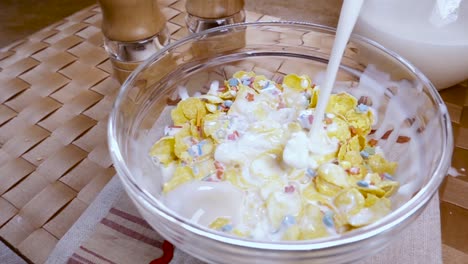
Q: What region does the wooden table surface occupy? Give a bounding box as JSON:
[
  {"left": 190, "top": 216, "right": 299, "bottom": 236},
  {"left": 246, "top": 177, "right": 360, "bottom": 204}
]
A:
[{"left": 0, "top": 0, "right": 466, "bottom": 263}]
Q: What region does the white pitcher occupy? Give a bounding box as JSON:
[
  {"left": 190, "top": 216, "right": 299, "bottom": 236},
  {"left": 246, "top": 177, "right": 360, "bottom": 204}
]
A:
[{"left": 355, "top": 0, "right": 468, "bottom": 89}]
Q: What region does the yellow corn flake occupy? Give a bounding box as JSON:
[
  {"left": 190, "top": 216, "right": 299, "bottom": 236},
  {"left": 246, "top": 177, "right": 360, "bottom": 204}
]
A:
[
  {"left": 252, "top": 75, "right": 269, "bottom": 90},
  {"left": 209, "top": 217, "right": 230, "bottom": 230},
  {"left": 225, "top": 167, "right": 252, "bottom": 190},
  {"left": 337, "top": 143, "right": 347, "bottom": 161},
  {"left": 232, "top": 228, "right": 249, "bottom": 237},
  {"left": 348, "top": 197, "right": 391, "bottom": 227},
  {"left": 368, "top": 154, "right": 398, "bottom": 174},
  {"left": 315, "top": 176, "right": 341, "bottom": 196},
  {"left": 205, "top": 103, "right": 218, "bottom": 113},
  {"left": 326, "top": 92, "right": 357, "bottom": 117},
  {"left": 163, "top": 165, "right": 193, "bottom": 193},
  {"left": 171, "top": 105, "right": 188, "bottom": 125},
  {"left": 317, "top": 163, "right": 350, "bottom": 188},
  {"left": 302, "top": 183, "right": 330, "bottom": 205},
  {"left": 288, "top": 122, "right": 303, "bottom": 133},
  {"left": 308, "top": 86, "right": 320, "bottom": 108},
  {"left": 191, "top": 158, "right": 216, "bottom": 179},
  {"left": 189, "top": 119, "right": 201, "bottom": 139},
  {"left": 233, "top": 71, "right": 255, "bottom": 79},
  {"left": 298, "top": 204, "right": 329, "bottom": 240},
  {"left": 334, "top": 188, "right": 365, "bottom": 216},
  {"left": 283, "top": 74, "right": 311, "bottom": 92},
  {"left": 368, "top": 173, "right": 382, "bottom": 186},
  {"left": 149, "top": 136, "right": 176, "bottom": 166},
  {"left": 173, "top": 124, "right": 192, "bottom": 161},
  {"left": 288, "top": 169, "right": 305, "bottom": 181},
  {"left": 364, "top": 193, "right": 379, "bottom": 207},
  {"left": 345, "top": 109, "right": 373, "bottom": 136},
  {"left": 267, "top": 191, "right": 302, "bottom": 229},
  {"left": 377, "top": 180, "right": 400, "bottom": 197},
  {"left": 343, "top": 150, "right": 363, "bottom": 166},
  {"left": 326, "top": 117, "right": 351, "bottom": 142},
  {"left": 198, "top": 94, "right": 224, "bottom": 104},
  {"left": 219, "top": 90, "right": 236, "bottom": 100},
  {"left": 282, "top": 225, "right": 300, "bottom": 240},
  {"left": 180, "top": 97, "right": 207, "bottom": 120},
  {"left": 348, "top": 135, "right": 366, "bottom": 152},
  {"left": 357, "top": 185, "right": 386, "bottom": 198},
  {"left": 250, "top": 153, "right": 283, "bottom": 175}
]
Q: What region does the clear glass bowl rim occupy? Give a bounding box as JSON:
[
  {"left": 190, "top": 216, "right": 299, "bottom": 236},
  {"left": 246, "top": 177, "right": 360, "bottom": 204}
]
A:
[{"left": 108, "top": 21, "right": 453, "bottom": 251}]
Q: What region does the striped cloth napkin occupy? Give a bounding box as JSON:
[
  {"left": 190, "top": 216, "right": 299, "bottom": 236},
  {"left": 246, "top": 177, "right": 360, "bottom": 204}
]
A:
[{"left": 46, "top": 176, "right": 442, "bottom": 264}]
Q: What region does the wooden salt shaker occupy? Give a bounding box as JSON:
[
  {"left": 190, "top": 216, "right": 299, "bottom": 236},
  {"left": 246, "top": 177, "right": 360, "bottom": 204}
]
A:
[
  {"left": 97, "top": 0, "right": 169, "bottom": 83},
  {"left": 185, "top": 0, "right": 246, "bottom": 32}
]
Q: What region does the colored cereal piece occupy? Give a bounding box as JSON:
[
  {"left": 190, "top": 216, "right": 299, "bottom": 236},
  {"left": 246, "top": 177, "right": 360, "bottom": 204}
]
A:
[
  {"left": 149, "top": 136, "right": 176, "bottom": 166},
  {"left": 163, "top": 165, "right": 194, "bottom": 193}
]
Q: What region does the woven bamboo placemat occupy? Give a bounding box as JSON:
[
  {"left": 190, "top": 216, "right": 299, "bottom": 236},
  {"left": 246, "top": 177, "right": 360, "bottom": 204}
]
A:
[{"left": 0, "top": 0, "right": 466, "bottom": 263}]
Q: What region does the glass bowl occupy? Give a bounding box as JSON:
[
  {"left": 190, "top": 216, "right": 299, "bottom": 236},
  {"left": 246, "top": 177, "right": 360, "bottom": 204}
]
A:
[{"left": 108, "top": 22, "right": 453, "bottom": 264}]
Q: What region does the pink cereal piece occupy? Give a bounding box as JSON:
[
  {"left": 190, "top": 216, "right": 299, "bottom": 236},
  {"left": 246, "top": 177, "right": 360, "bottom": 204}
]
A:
[
  {"left": 245, "top": 93, "right": 255, "bottom": 102},
  {"left": 227, "top": 130, "right": 240, "bottom": 140},
  {"left": 308, "top": 115, "right": 314, "bottom": 124},
  {"left": 284, "top": 185, "right": 295, "bottom": 193},
  {"left": 349, "top": 167, "right": 360, "bottom": 175}
]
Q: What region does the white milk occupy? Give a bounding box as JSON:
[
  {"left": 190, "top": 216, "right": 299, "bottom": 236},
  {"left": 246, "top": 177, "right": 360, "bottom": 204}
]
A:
[{"left": 355, "top": 0, "right": 468, "bottom": 89}]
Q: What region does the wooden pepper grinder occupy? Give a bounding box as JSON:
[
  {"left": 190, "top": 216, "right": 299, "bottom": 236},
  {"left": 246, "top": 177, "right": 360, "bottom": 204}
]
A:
[
  {"left": 97, "top": 0, "right": 169, "bottom": 83},
  {"left": 185, "top": 0, "right": 245, "bottom": 33}
]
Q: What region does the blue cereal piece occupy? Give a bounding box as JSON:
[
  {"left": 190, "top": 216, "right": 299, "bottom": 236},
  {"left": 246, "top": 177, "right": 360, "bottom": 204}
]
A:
[
  {"left": 306, "top": 168, "right": 317, "bottom": 178},
  {"left": 360, "top": 150, "right": 369, "bottom": 159},
  {"left": 363, "top": 146, "right": 375, "bottom": 155},
  {"left": 283, "top": 215, "right": 296, "bottom": 226},
  {"left": 357, "top": 103, "right": 369, "bottom": 113},
  {"left": 223, "top": 100, "right": 233, "bottom": 107},
  {"left": 383, "top": 173, "right": 395, "bottom": 181},
  {"left": 323, "top": 212, "right": 334, "bottom": 228},
  {"left": 357, "top": 180, "right": 369, "bottom": 188},
  {"left": 221, "top": 224, "right": 233, "bottom": 232},
  {"left": 228, "top": 78, "right": 239, "bottom": 87}
]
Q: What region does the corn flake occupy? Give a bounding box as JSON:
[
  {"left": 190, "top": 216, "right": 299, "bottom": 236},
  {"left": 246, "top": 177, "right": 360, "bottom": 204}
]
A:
[{"left": 149, "top": 136, "right": 176, "bottom": 166}]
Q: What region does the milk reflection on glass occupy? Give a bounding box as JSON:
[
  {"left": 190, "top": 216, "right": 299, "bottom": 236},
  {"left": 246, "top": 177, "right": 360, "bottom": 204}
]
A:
[{"left": 355, "top": 0, "right": 468, "bottom": 89}]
